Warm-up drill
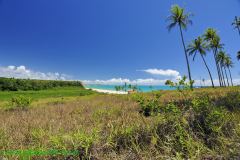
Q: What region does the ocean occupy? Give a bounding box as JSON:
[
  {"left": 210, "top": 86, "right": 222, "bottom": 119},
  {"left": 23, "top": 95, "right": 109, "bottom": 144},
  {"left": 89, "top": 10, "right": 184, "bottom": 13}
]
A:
[{"left": 84, "top": 84, "right": 176, "bottom": 92}]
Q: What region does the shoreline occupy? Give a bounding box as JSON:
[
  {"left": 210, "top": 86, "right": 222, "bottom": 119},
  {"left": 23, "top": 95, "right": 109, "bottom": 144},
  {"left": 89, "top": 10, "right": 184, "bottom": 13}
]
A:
[{"left": 86, "top": 88, "right": 128, "bottom": 94}]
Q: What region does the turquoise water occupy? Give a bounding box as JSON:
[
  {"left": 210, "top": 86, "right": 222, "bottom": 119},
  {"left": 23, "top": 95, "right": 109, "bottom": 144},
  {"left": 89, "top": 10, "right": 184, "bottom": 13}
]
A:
[{"left": 84, "top": 84, "right": 175, "bottom": 92}]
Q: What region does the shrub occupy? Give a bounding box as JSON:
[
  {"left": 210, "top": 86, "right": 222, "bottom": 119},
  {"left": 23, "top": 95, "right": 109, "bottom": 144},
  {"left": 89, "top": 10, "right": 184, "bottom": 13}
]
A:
[
  {"left": 165, "top": 76, "right": 194, "bottom": 99},
  {"left": 49, "top": 130, "right": 99, "bottom": 159},
  {"left": 109, "top": 125, "right": 152, "bottom": 152},
  {"left": 8, "top": 95, "right": 32, "bottom": 110},
  {"left": 137, "top": 94, "right": 161, "bottom": 116},
  {"left": 216, "top": 91, "right": 240, "bottom": 111},
  {"left": 165, "top": 102, "right": 181, "bottom": 114},
  {"left": 153, "top": 115, "right": 202, "bottom": 159},
  {"left": 135, "top": 89, "right": 238, "bottom": 158},
  {"left": 189, "top": 96, "right": 235, "bottom": 149}
]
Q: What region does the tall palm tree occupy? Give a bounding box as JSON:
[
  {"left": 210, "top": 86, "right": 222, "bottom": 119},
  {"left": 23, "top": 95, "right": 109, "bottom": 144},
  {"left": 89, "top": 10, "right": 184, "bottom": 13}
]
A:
[
  {"left": 225, "top": 55, "right": 234, "bottom": 86},
  {"left": 237, "top": 51, "right": 240, "bottom": 61},
  {"left": 203, "top": 28, "right": 224, "bottom": 86},
  {"left": 232, "top": 16, "right": 240, "bottom": 36},
  {"left": 217, "top": 51, "right": 228, "bottom": 87},
  {"left": 187, "top": 37, "right": 214, "bottom": 88},
  {"left": 166, "top": 5, "right": 193, "bottom": 87}
]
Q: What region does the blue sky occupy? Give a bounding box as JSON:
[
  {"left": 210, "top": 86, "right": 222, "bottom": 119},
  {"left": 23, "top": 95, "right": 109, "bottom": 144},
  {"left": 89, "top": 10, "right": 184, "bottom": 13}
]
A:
[{"left": 0, "top": 0, "right": 239, "bottom": 85}]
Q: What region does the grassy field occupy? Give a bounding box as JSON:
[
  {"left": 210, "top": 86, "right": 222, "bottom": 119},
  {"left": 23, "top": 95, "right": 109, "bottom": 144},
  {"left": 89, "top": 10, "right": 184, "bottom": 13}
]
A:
[
  {"left": 0, "top": 87, "right": 95, "bottom": 101},
  {"left": 0, "top": 87, "right": 240, "bottom": 159}
]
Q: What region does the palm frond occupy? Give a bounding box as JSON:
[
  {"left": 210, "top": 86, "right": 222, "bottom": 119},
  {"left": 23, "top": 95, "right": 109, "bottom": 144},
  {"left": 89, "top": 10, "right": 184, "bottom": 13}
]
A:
[
  {"left": 187, "top": 36, "right": 208, "bottom": 61},
  {"left": 237, "top": 51, "right": 240, "bottom": 61},
  {"left": 167, "top": 22, "right": 177, "bottom": 32},
  {"left": 166, "top": 4, "right": 192, "bottom": 31}
]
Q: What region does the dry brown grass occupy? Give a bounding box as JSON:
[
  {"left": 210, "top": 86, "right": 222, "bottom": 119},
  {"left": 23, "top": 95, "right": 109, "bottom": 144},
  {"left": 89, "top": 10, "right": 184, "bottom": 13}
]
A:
[
  {"left": 0, "top": 87, "right": 240, "bottom": 159},
  {"left": 0, "top": 94, "right": 144, "bottom": 159}
]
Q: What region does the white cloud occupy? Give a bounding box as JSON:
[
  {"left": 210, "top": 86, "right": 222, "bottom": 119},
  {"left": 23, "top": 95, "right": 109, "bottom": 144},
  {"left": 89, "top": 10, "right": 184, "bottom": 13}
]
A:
[
  {"left": 0, "top": 65, "right": 69, "bottom": 80},
  {"left": 141, "top": 68, "right": 181, "bottom": 79},
  {"left": 82, "top": 78, "right": 168, "bottom": 86}
]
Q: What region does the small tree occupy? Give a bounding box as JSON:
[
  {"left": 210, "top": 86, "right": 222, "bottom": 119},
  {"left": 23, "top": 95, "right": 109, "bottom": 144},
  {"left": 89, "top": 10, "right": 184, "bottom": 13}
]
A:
[{"left": 165, "top": 76, "right": 194, "bottom": 99}]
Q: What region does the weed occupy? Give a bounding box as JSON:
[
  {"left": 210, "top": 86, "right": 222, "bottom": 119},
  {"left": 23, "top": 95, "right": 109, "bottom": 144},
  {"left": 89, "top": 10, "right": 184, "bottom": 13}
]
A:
[{"left": 7, "top": 95, "right": 32, "bottom": 110}]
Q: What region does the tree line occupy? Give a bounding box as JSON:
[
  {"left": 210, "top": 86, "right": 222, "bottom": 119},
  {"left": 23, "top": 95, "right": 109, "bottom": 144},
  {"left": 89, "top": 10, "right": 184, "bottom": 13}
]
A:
[
  {"left": 115, "top": 82, "right": 140, "bottom": 92},
  {"left": 167, "top": 5, "right": 239, "bottom": 88},
  {"left": 0, "top": 77, "right": 83, "bottom": 91}
]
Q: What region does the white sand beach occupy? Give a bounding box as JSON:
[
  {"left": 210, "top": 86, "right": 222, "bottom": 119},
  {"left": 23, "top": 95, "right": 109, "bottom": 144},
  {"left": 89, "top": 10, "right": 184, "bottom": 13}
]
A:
[{"left": 86, "top": 88, "right": 128, "bottom": 94}]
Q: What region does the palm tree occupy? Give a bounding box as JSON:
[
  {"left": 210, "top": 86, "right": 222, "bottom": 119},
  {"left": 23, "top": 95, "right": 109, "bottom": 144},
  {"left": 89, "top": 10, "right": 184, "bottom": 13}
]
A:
[
  {"left": 237, "top": 51, "right": 240, "bottom": 61},
  {"left": 204, "top": 28, "right": 224, "bottom": 86},
  {"left": 187, "top": 37, "right": 214, "bottom": 88},
  {"left": 166, "top": 4, "right": 193, "bottom": 87},
  {"left": 217, "top": 51, "right": 228, "bottom": 87},
  {"left": 225, "top": 55, "right": 234, "bottom": 86},
  {"left": 232, "top": 16, "right": 240, "bottom": 36}
]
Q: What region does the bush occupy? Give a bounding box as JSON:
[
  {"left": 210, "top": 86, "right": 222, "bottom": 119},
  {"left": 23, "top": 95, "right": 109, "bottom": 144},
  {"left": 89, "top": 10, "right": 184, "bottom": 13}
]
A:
[
  {"left": 189, "top": 96, "right": 234, "bottom": 149},
  {"left": 9, "top": 95, "right": 32, "bottom": 110},
  {"left": 109, "top": 125, "right": 152, "bottom": 152},
  {"left": 165, "top": 76, "right": 194, "bottom": 99},
  {"left": 154, "top": 118, "right": 193, "bottom": 157},
  {"left": 216, "top": 91, "right": 240, "bottom": 111},
  {"left": 135, "top": 89, "right": 238, "bottom": 158},
  {"left": 137, "top": 94, "right": 162, "bottom": 116}
]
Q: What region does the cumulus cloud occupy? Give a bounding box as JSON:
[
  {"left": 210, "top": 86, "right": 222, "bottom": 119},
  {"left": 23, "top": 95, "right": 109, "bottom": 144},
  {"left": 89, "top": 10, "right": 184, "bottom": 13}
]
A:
[
  {"left": 141, "top": 68, "right": 181, "bottom": 79},
  {"left": 0, "top": 65, "right": 69, "bottom": 80},
  {"left": 82, "top": 78, "right": 167, "bottom": 86}
]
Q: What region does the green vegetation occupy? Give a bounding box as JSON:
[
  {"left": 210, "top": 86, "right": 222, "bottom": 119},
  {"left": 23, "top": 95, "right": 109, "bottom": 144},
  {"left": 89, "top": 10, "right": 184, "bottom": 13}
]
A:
[
  {"left": 115, "top": 83, "right": 140, "bottom": 92},
  {"left": 137, "top": 93, "right": 239, "bottom": 159},
  {"left": 0, "top": 87, "right": 239, "bottom": 159},
  {"left": 0, "top": 87, "right": 95, "bottom": 102},
  {"left": 0, "top": 77, "right": 83, "bottom": 91}
]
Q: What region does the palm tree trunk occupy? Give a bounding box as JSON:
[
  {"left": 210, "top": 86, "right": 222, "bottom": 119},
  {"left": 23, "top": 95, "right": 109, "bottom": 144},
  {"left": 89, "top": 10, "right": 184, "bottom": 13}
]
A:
[
  {"left": 219, "top": 64, "right": 224, "bottom": 86},
  {"left": 224, "top": 67, "right": 230, "bottom": 86},
  {"left": 218, "top": 62, "right": 223, "bottom": 86},
  {"left": 228, "top": 67, "right": 233, "bottom": 86},
  {"left": 179, "top": 25, "right": 192, "bottom": 88},
  {"left": 201, "top": 54, "right": 214, "bottom": 88},
  {"left": 214, "top": 50, "right": 222, "bottom": 86},
  {"left": 220, "top": 66, "right": 226, "bottom": 87}
]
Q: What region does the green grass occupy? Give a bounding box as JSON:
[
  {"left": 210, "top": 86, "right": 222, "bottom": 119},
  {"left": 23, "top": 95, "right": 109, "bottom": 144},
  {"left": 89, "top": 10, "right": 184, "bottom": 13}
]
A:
[{"left": 0, "top": 87, "right": 96, "bottom": 102}]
